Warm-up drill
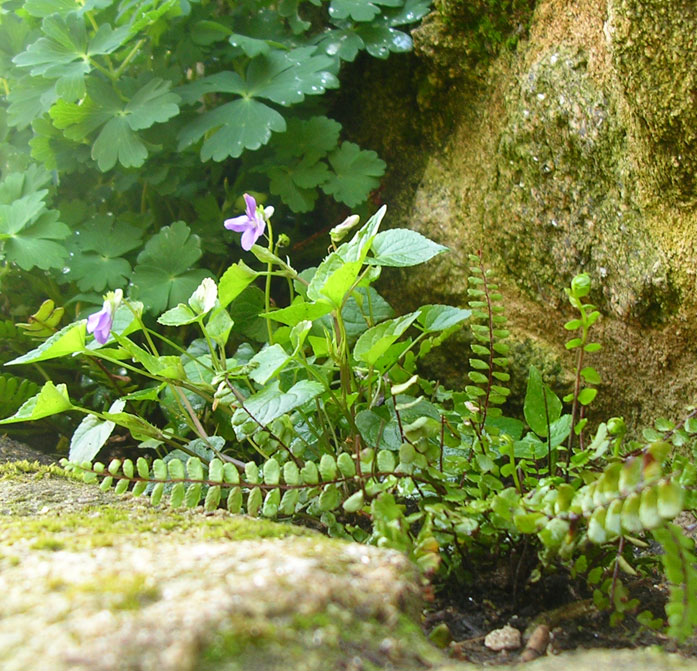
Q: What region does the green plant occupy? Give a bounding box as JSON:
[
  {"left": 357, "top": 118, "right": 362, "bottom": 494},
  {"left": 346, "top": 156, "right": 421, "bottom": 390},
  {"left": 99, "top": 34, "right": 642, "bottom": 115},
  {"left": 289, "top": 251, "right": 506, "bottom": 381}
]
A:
[
  {"left": 0, "top": 0, "right": 431, "bottom": 320},
  {"left": 4, "top": 200, "right": 697, "bottom": 644}
]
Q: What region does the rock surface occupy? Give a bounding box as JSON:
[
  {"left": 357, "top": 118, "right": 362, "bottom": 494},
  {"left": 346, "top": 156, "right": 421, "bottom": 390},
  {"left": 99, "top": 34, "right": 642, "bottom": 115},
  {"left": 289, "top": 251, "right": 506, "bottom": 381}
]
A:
[
  {"left": 341, "top": 0, "right": 697, "bottom": 430},
  {"left": 2, "top": 458, "right": 697, "bottom": 670}
]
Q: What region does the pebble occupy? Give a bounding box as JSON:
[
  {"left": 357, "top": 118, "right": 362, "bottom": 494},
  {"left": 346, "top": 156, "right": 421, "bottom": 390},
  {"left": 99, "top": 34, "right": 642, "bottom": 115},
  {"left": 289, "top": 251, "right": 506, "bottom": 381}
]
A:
[{"left": 484, "top": 624, "right": 522, "bottom": 651}]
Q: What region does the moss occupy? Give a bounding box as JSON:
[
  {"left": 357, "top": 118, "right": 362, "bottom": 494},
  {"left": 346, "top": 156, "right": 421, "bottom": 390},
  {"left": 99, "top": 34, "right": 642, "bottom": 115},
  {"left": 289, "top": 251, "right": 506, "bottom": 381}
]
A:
[
  {"left": 413, "top": 0, "right": 538, "bottom": 81},
  {"left": 0, "top": 466, "right": 318, "bottom": 552},
  {"left": 198, "top": 608, "right": 440, "bottom": 671},
  {"left": 610, "top": 0, "right": 697, "bottom": 203},
  {"left": 69, "top": 573, "right": 160, "bottom": 611},
  {"left": 0, "top": 460, "right": 76, "bottom": 480}
]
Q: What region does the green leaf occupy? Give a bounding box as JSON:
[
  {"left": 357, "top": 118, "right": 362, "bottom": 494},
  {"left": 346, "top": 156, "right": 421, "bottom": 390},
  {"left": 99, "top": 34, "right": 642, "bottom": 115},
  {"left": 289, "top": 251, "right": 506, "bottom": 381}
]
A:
[
  {"left": 263, "top": 458, "right": 281, "bottom": 485},
  {"left": 248, "top": 344, "right": 290, "bottom": 384},
  {"left": 170, "top": 482, "right": 186, "bottom": 508},
  {"left": 306, "top": 252, "right": 363, "bottom": 307},
  {"left": 318, "top": 484, "right": 342, "bottom": 511},
  {"left": 417, "top": 305, "right": 470, "bottom": 333},
  {"left": 65, "top": 218, "right": 142, "bottom": 291},
  {"left": 639, "top": 487, "right": 662, "bottom": 529},
  {"left": 301, "top": 461, "right": 319, "bottom": 485},
  {"left": 524, "top": 365, "right": 562, "bottom": 438},
  {"left": 337, "top": 452, "right": 356, "bottom": 478},
  {"left": 279, "top": 489, "right": 299, "bottom": 515},
  {"left": 578, "top": 387, "right": 598, "bottom": 406},
  {"left": 262, "top": 488, "right": 281, "bottom": 517},
  {"left": 353, "top": 312, "right": 419, "bottom": 366},
  {"left": 370, "top": 229, "right": 448, "bottom": 267},
  {"left": 131, "top": 221, "right": 211, "bottom": 313},
  {"left": 342, "top": 490, "right": 364, "bottom": 512},
  {"left": 5, "top": 322, "right": 86, "bottom": 365},
  {"left": 218, "top": 261, "right": 258, "bottom": 308},
  {"left": 157, "top": 304, "right": 198, "bottom": 326},
  {"left": 283, "top": 461, "right": 300, "bottom": 486},
  {"left": 151, "top": 482, "right": 165, "bottom": 506},
  {"left": 51, "top": 77, "right": 179, "bottom": 170},
  {"left": 231, "top": 380, "right": 324, "bottom": 436},
  {"left": 247, "top": 487, "right": 262, "bottom": 516},
  {"left": 184, "top": 483, "right": 203, "bottom": 508},
  {"left": 377, "top": 449, "right": 396, "bottom": 472},
  {"left": 323, "top": 142, "right": 386, "bottom": 206},
  {"left": 657, "top": 480, "right": 683, "bottom": 519},
  {"left": 69, "top": 398, "right": 125, "bottom": 462},
  {"left": 245, "top": 461, "right": 259, "bottom": 484},
  {"left": 178, "top": 98, "right": 286, "bottom": 161},
  {"left": 262, "top": 298, "right": 333, "bottom": 326},
  {"left": 580, "top": 366, "right": 601, "bottom": 384},
  {"left": 329, "top": 0, "right": 402, "bottom": 22},
  {"left": 319, "top": 454, "right": 337, "bottom": 481},
  {"left": 0, "top": 381, "right": 72, "bottom": 424},
  {"left": 204, "top": 486, "right": 222, "bottom": 511},
  {"left": 227, "top": 487, "right": 242, "bottom": 513}
]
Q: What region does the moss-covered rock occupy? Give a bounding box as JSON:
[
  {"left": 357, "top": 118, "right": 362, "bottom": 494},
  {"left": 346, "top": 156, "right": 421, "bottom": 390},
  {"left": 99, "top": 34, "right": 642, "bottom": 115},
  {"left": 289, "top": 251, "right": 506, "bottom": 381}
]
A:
[
  {"left": 344, "top": 0, "right": 697, "bottom": 430},
  {"left": 2, "top": 462, "right": 697, "bottom": 670},
  {"left": 0, "top": 462, "right": 439, "bottom": 671}
]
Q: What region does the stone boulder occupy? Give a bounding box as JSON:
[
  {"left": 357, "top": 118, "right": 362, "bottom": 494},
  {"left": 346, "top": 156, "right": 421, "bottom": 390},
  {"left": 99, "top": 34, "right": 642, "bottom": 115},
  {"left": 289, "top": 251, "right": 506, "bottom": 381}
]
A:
[
  {"left": 341, "top": 0, "right": 697, "bottom": 430},
  {"left": 1, "top": 459, "right": 695, "bottom": 670}
]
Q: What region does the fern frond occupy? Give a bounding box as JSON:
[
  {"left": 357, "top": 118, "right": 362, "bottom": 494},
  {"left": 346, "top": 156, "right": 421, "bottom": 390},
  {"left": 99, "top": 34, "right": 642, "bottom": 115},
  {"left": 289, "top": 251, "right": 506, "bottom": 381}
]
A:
[
  {"left": 466, "top": 252, "right": 511, "bottom": 433},
  {"left": 652, "top": 523, "right": 697, "bottom": 642}
]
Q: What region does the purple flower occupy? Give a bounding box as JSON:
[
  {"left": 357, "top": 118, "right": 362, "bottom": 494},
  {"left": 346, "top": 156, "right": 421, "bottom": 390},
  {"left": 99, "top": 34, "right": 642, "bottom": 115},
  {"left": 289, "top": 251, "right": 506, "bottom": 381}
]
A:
[
  {"left": 87, "top": 289, "right": 123, "bottom": 344},
  {"left": 223, "top": 193, "right": 268, "bottom": 251}
]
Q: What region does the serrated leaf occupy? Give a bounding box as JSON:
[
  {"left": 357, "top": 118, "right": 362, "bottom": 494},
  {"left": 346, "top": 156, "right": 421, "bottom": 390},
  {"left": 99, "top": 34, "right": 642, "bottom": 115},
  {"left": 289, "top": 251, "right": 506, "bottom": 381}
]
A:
[
  {"left": 353, "top": 312, "right": 419, "bottom": 366},
  {"left": 0, "top": 381, "right": 73, "bottom": 424},
  {"left": 342, "top": 490, "right": 364, "bottom": 512},
  {"left": 262, "top": 488, "right": 280, "bottom": 517},
  {"left": 5, "top": 322, "right": 85, "bottom": 366},
  {"left": 318, "top": 484, "right": 342, "bottom": 511},
  {"left": 417, "top": 304, "right": 470, "bottom": 332},
  {"left": 369, "top": 229, "right": 448, "bottom": 267},
  {"left": 319, "top": 454, "right": 337, "bottom": 481},
  {"left": 657, "top": 480, "right": 683, "bottom": 519},
  {"left": 337, "top": 452, "right": 356, "bottom": 477},
  {"left": 280, "top": 488, "right": 299, "bottom": 515},
  {"left": 184, "top": 483, "right": 203, "bottom": 508},
  {"left": 227, "top": 487, "right": 242, "bottom": 513},
  {"left": 231, "top": 380, "right": 323, "bottom": 436},
  {"left": 170, "top": 482, "right": 186, "bottom": 508}
]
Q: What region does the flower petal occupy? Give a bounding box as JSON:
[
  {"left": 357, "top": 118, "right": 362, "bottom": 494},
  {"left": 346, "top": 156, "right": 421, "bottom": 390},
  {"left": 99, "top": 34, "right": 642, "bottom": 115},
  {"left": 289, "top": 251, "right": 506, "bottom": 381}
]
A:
[
  {"left": 224, "top": 215, "right": 251, "bottom": 232},
  {"left": 243, "top": 193, "right": 257, "bottom": 219}
]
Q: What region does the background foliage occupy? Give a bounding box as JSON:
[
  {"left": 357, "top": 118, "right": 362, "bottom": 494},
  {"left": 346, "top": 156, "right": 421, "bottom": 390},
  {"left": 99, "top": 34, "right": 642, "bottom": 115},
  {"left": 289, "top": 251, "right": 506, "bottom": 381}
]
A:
[
  {"left": 0, "top": 0, "right": 430, "bottom": 308},
  {"left": 0, "top": 0, "right": 431, "bottom": 420}
]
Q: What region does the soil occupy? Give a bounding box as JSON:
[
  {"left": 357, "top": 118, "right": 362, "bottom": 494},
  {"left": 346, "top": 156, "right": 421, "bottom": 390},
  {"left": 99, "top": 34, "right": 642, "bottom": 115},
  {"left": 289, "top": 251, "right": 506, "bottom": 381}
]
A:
[
  {"left": 3, "top": 434, "right": 697, "bottom": 666},
  {"left": 422, "top": 556, "right": 697, "bottom": 665}
]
